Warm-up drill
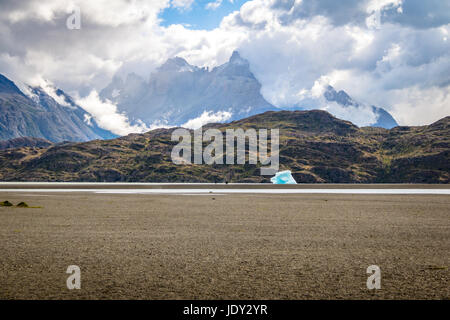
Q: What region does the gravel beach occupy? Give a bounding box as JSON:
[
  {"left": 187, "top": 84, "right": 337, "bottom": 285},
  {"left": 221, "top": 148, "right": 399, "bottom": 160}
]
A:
[{"left": 0, "top": 186, "right": 448, "bottom": 299}]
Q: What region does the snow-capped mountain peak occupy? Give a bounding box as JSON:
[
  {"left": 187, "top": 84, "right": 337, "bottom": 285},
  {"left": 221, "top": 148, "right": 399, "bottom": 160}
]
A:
[
  {"left": 100, "top": 51, "right": 274, "bottom": 127},
  {"left": 100, "top": 51, "right": 399, "bottom": 130},
  {"left": 322, "top": 85, "right": 398, "bottom": 129}
]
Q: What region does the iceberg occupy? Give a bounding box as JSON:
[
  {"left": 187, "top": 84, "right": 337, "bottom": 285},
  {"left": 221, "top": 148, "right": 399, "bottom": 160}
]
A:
[{"left": 270, "top": 170, "right": 297, "bottom": 184}]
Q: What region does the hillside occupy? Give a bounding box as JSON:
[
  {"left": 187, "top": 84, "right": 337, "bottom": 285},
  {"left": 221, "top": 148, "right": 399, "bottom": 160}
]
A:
[
  {"left": 0, "top": 137, "right": 52, "bottom": 150},
  {"left": 0, "top": 110, "right": 448, "bottom": 183}
]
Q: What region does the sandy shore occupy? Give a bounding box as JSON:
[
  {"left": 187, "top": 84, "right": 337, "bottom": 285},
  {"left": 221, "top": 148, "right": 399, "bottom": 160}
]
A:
[{"left": 0, "top": 188, "right": 449, "bottom": 299}]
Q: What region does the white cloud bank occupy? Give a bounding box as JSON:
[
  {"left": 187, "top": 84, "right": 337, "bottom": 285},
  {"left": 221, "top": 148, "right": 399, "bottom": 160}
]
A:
[
  {"left": 181, "top": 110, "right": 232, "bottom": 129},
  {"left": 76, "top": 91, "right": 150, "bottom": 136}
]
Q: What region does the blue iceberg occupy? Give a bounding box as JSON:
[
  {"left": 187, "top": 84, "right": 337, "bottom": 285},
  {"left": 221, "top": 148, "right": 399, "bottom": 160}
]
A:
[{"left": 270, "top": 170, "right": 297, "bottom": 184}]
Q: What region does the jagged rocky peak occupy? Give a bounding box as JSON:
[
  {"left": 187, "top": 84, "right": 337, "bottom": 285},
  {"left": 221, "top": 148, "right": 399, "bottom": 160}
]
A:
[
  {"left": 213, "top": 50, "right": 254, "bottom": 78},
  {"left": 322, "top": 84, "right": 398, "bottom": 129},
  {"left": 323, "top": 85, "right": 355, "bottom": 107},
  {"left": 229, "top": 51, "right": 249, "bottom": 66},
  {"left": 158, "top": 56, "right": 198, "bottom": 73},
  {"left": 99, "top": 50, "right": 275, "bottom": 126}
]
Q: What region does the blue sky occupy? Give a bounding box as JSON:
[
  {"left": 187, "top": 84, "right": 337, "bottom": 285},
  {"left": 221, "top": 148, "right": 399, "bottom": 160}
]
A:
[{"left": 160, "top": 0, "right": 250, "bottom": 30}]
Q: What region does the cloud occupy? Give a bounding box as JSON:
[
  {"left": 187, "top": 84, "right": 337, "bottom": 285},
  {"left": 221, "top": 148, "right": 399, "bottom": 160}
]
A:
[
  {"left": 366, "top": 0, "right": 403, "bottom": 29},
  {"left": 366, "top": 0, "right": 403, "bottom": 13},
  {"left": 0, "top": 0, "right": 449, "bottom": 131},
  {"left": 323, "top": 101, "right": 378, "bottom": 127},
  {"left": 206, "top": 0, "right": 224, "bottom": 10},
  {"left": 0, "top": 0, "right": 167, "bottom": 26},
  {"left": 75, "top": 91, "right": 150, "bottom": 136},
  {"left": 181, "top": 111, "right": 232, "bottom": 129},
  {"left": 206, "top": 0, "right": 235, "bottom": 10},
  {"left": 171, "top": 0, "right": 195, "bottom": 11},
  {"left": 271, "top": 0, "right": 367, "bottom": 27},
  {"left": 389, "top": 85, "right": 450, "bottom": 125},
  {"left": 39, "top": 81, "right": 72, "bottom": 107},
  {"left": 380, "top": 0, "right": 450, "bottom": 29},
  {"left": 222, "top": 0, "right": 449, "bottom": 125},
  {"left": 299, "top": 75, "right": 379, "bottom": 127}
]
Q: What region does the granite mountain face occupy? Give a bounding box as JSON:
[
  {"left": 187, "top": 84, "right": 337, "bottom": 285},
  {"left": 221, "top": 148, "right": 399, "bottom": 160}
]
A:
[
  {"left": 0, "top": 74, "right": 116, "bottom": 143},
  {"left": 100, "top": 51, "right": 276, "bottom": 127}
]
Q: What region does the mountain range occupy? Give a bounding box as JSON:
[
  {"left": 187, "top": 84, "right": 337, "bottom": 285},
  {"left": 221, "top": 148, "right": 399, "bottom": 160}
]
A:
[
  {"left": 0, "top": 74, "right": 116, "bottom": 143},
  {"left": 0, "top": 51, "right": 399, "bottom": 145},
  {"left": 0, "top": 110, "right": 447, "bottom": 183},
  {"left": 101, "top": 51, "right": 398, "bottom": 129}
]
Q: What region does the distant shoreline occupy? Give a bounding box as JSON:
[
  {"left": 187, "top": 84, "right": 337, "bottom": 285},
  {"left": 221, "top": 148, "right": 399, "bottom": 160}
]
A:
[{"left": 1, "top": 182, "right": 450, "bottom": 190}]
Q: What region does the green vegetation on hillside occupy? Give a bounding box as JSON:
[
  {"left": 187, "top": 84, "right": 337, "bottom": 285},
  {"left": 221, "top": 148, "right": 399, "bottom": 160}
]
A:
[{"left": 0, "top": 110, "right": 448, "bottom": 183}]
